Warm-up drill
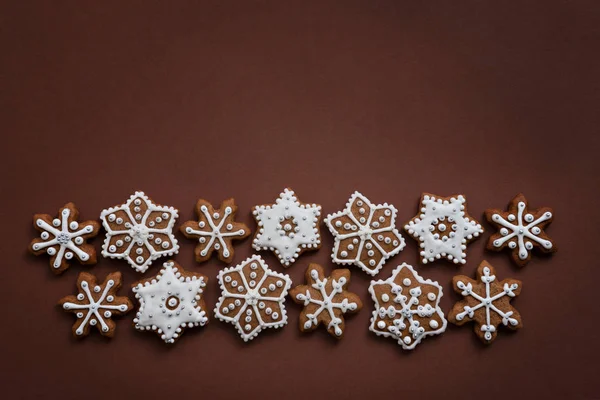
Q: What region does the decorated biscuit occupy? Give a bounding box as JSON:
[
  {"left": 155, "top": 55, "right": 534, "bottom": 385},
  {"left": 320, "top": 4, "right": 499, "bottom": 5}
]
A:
[
  {"left": 214, "top": 255, "right": 292, "bottom": 342},
  {"left": 449, "top": 260, "right": 522, "bottom": 344},
  {"left": 58, "top": 271, "right": 132, "bottom": 338},
  {"left": 368, "top": 263, "right": 447, "bottom": 350},
  {"left": 252, "top": 188, "right": 321, "bottom": 267},
  {"left": 30, "top": 203, "right": 100, "bottom": 274},
  {"left": 324, "top": 192, "right": 405, "bottom": 276},
  {"left": 180, "top": 198, "right": 250, "bottom": 264},
  {"left": 404, "top": 193, "right": 483, "bottom": 265},
  {"left": 132, "top": 260, "right": 208, "bottom": 344},
  {"left": 485, "top": 193, "right": 556, "bottom": 267},
  {"left": 100, "top": 191, "right": 179, "bottom": 273},
  {"left": 289, "top": 264, "right": 362, "bottom": 339}
]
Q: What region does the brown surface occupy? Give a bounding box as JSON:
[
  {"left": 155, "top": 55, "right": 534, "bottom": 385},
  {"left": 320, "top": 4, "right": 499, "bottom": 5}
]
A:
[{"left": 1, "top": 1, "right": 599, "bottom": 399}]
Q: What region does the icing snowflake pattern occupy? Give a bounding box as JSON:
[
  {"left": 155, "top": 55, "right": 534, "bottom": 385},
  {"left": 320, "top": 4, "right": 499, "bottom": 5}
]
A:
[
  {"left": 368, "top": 263, "right": 447, "bottom": 350},
  {"left": 180, "top": 198, "right": 250, "bottom": 264},
  {"left": 30, "top": 203, "right": 100, "bottom": 274},
  {"left": 214, "top": 255, "right": 292, "bottom": 342},
  {"left": 252, "top": 188, "right": 321, "bottom": 267},
  {"left": 324, "top": 192, "right": 405, "bottom": 276},
  {"left": 100, "top": 191, "right": 179, "bottom": 273},
  {"left": 132, "top": 261, "right": 209, "bottom": 344},
  {"left": 449, "top": 261, "right": 522, "bottom": 344},
  {"left": 59, "top": 271, "right": 132, "bottom": 338},
  {"left": 404, "top": 193, "right": 483, "bottom": 265},
  {"left": 289, "top": 264, "right": 362, "bottom": 339},
  {"left": 485, "top": 193, "right": 556, "bottom": 267}
]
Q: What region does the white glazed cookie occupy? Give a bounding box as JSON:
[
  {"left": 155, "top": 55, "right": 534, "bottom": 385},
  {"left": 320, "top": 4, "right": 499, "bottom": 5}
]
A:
[
  {"left": 132, "top": 260, "right": 208, "bottom": 344},
  {"left": 252, "top": 188, "right": 321, "bottom": 267},
  {"left": 214, "top": 255, "right": 292, "bottom": 342},
  {"left": 368, "top": 263, "right": 447, "bottom": 350},
  {"left": 404, "top": 193, "right": 483, "bottom": 265},
  {"left": 100, "top": 191, "right": 179, "bottom": 273},
  {"left": 324, "top": 192, "right": 405, "bottom": 276}
]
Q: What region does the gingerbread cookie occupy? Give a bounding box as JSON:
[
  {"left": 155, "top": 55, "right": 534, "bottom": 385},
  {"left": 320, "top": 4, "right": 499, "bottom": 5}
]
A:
[
  {"left": 59, "top": 271, "right": 132, "bottom": 338},
  {"left": 132, "top": 260, "right": 208, "bottom": 344},
  {"left": 214, "top": 255, "right": 292, "bottom": 341},
  {"left": 100, "top": 191, "right": 179, "bottom": 273},
  {"left": 30, "top": 203, "right": 100, "bottom": 274},
  {"left": 449, "top": 260, "right": 522, "bottom": 344},
  {"left": 368, "top": 263, "right": 447, "bottom": 350},
  {"left": 404, "top": 193, "right": 483, "bottom": 265},
  {"left": 485, "top": 193, "right": 556, "bottom": 267},
  {"left": 180, "top": 198, "right": 250, "bottom": 264},
  {"left": 324, "top": 192, "right": 405, "bottom": 276},
  {"left": 252, "top": 188, "right": 321, "bottom": 267},
  {"left": 289, "top": 264, "right": 362, "bottom": 339}
]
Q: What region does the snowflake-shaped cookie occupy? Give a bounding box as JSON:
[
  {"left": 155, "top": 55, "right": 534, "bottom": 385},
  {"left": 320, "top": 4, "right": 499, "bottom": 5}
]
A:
[
  {"left": 132, "top": 260, "right": 208, "bottom": 344},
  {"left": 252, "top": 188, "right": 321, "bottom": 267},
  {"left": 59, "top": 271, "right": 132, "bottom": 338},
  {"left": 404, "top": 193, "right": 483, "bottom": 265},
  {"left": 214, "top": 255, "right": 292, "bottom": 342},
  {"left": 100, "top": 191, "right": 179, "bottom": 273},
  {"left": 180, "top": 198, "right": 250, "bottom": 264},
  {"left": 289, "top": 264, "right": 362, "bottom": 339},
  {"left": 485, "top": 193, "right": 556, "bottom": 267},
  {"left": 369, "top": 263, "right": 447, "bottom": 350},
  {"left": 324, "top": 192, "right": 405, "bottom": 276},
  {"left": 449, "top": 260, "right": 522, "bottom": 344},
  {"left": 30, "top": 203, "right": 100, "bottom": 274}
]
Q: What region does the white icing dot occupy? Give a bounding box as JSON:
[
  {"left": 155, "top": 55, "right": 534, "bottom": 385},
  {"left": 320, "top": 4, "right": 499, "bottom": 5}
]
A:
[
  {"left": 116, "top": 217, "right": 123, "bottom": 224},
  {"left": 340, "top": 251, "right": 348, "bottom": 257},
  {"left": 403, "top": 278, "right": 411, "bottom": 286},
  {"left": 335, "top": 221, "right": 342, "bottom": 227},
  {"left": 107, "top": 295, "right": 114, "bottom": 302},
  {"left": 134, "top": 199, "right": 141, "bottom": 205},
  {"left": 269, "top": 284, "right": 276, "bottom": 291},
  {"left": 136, "top": 256, "right": 144, "bottom": 264},
  {"left": 94, "top": 285, "right": 101, "bottom": 293},
  {"left": 136, "top": 248, "right": 143, "bottom": 255},
  {"left": 52, "top": 219, "right": 60, "bottom": 227},
  {"left": 377, "top": 321, "right": 386, "bottom": 329},
  {"left": 69, "top": 221, "right": 78, "bottom": 230},
  {"left": 74, "top": 237, "right": 84, "bottom": 245},
  {"left": 427, "top": 293, "right": 436, "bottom": 301},
  {"left": 77, "top": 293, "right": 84, "bottom": 300},
  {"left": 369, "top": 260, "right": 376, "bottom": 266},
  {"left": 108, "top": 214, "right": 116, "bottom": 222},
  {"left": 272, "top": 312, "right": 279, "bottom": 319},
  {"left": 381, "top": 294, "right": 389, "bottom": 302},
  {"left": 403, "top": 336, "right": 411, "bottom": 344},
  {"left": 161, "top": 241, "right": 170, "bottom": 249},
  {"left": 65, "top": 252, "right": 73, "bottom": 259},
  {"left": 429, "top": 320, "right": 439, "bottom": 329},
  {"left": 162, "top": 213, "right": 169, "bottom": 219}
]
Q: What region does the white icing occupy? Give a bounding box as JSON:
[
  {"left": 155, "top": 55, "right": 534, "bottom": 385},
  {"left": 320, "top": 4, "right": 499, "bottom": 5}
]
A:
[
  {"left": 491, "top": 201, "right": 553, "bottom": 261},
  {"left": 405, "top": 194, "right": 483, "bottom": 264},
  {"left": 132, "top": 261, "right": 208, "bottom": 344},
  {"left": 325, "top": 192, "right": 406, "bottom": 276},
  {"left": 62, "top": 277, "right": 129, "bottom": 335},
  {"left": 455, "top": 265, "right": 520, "bottom": 342},
  {"left": 32, "top": 207, "right": 95, "bottom": 269},
  {"left": 214, "top": 255, "right": 292, "bottom": 342},
  {"left": 252, "top": 188, "right": 321, "bottom": 266},
  {"left": 294, "top": 267, "right": 359, "bottom": 337},
  {"left": 368, "top": 263, "right": 447, "bottom": 350},
  {"left": 100, "top": 191, "right": 179, "bottom": 273}
]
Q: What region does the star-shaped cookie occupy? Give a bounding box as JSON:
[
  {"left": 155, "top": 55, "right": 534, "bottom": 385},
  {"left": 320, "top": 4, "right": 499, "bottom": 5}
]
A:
[
  {"left": 289, "top": 264, "right": 362, "bottom": 339},
  {"left": 180, "top": 198, "right": 250, "bottom": 264},
  {"left": 404, "top": 193, "right": 483, "bottom": 265}
]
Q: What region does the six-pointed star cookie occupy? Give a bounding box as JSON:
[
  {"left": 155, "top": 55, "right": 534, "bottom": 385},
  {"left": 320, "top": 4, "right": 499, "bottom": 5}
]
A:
[
  {"left": 289, "top": 264, "right": 362, "bottom": 339},
  {"left": 485, "top": 193, "right": 556, "bottom": 267},
  {"left": 59, "top": 271, "right": 132, "bottom": 338},
  {"left": 180, "top": 198, "right": 250, "bottom": 264},
  {"left": 404, "top": 193, "right": 483, "bottom": 265},
  {"left": 369, "top": 263, "right": 447, "bottom": 350},
  {"left": 449, "top": 260, "right": 522, "bottom": 344},
  {"left": 132, "top": 260, "right": 209, "bottom": 344},
  {"left": 30, "top": 203, "right": 100, "bottom": 274},
  {"left": 324, "top": 192, "right": 405, "bottom": 276},
  {"left": 252, "top": 188, "right": 321, "bottom": 267},
  {"left": 100, "top": 191, "right": 179, "bottom": 273},
  {"left": 214, "top": 255, "right": 292, "bottom": 342}
]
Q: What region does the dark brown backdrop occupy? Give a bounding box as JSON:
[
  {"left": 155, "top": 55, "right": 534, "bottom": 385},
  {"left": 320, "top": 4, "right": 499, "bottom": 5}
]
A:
[{"left": 2, "top": 1, "right": 599, "bottom": 399}]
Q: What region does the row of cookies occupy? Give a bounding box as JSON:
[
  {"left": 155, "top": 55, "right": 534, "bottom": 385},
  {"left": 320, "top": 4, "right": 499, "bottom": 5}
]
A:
[
  {"left": 58, "top": 256, "right": 520, "bottom": 348},
  {"left": 30, "top": 189, "right": 556, "bottom": 276}
]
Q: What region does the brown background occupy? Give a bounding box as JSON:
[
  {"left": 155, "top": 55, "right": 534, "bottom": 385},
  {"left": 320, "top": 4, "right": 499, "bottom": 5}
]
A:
[{"left": 1, "top": 1, "right": 599, "bottom": 399}]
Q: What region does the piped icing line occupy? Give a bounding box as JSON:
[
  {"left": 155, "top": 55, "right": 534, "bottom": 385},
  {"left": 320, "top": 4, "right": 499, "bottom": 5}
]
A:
[
  {"left": 30, "top": 203, "right": 100, "bottom": 274},
  {"left": 368, "top": 263, "right": 447, "bottom": 350},
  {"left": 324, "top": 191, "right": 405, "bottom": 276},
  {"left": 99, "top": 191, "right": 179, "bottom": 273},
  {"left": 404, "top": 193, "right": 483, "bottom": 265},
  {"left": 214, "top": 255, "right": 292, "bottom": 342},
  {"left": 252, "top": 188, "right": 321, "bottom": 267},
  {"left": 132, "top": 260, "right": 208, "bottom": 344}
]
